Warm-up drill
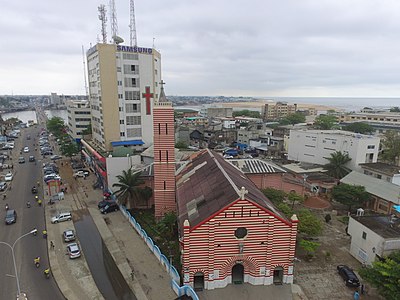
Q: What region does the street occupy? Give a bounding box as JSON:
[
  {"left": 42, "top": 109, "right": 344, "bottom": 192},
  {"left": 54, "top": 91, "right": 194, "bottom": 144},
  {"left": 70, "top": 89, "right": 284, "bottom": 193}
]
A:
[{"left": 0, "top": 123, "right": 64, "bottom": 300}]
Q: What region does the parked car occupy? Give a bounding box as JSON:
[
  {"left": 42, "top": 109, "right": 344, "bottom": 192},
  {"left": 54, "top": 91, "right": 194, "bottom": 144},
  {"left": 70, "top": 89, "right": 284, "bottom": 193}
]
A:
[
  {"left": 63, "top": 229, "right": 76, "bottom": 242},
  {"left": 29, "top": 155, "right": 35, "bottom": 162},
  {"left": 51, "top": 212, "right": 72, "bottom": 224},
  {"left": 18, "top": 157, "right": 25, "bottom": 164},
  {"left": 44, "top": 174, "right": 61, "bottom": 183},
  {"left": 50, "top": 155, "right": 62, "bottom": 161},
  {"left": 98, "top": 200, "right": 116, "bottom": 209},
  {"left": 337, "top": 265, "right": 360, "bottom": 287},
  {"left": 5, "top": 209, "right": 17, "bottom": 224},
  {"left": 0, "top": 181, "right": 7, "bottom": 191},
  {"left": 67, "top": 242, "right": 81, "bottom": 259},
  {"left": 4, "top": 173, "right": 13, "bottom": 181},
  {"left": 73, "top": 170, "right": 89, "bottom": 178},
  {"left": 23, "top": 146, "right": 29, "bottom": 153},
  {"left": 100, "top": 202, "right": 119, "bottom": 214}
]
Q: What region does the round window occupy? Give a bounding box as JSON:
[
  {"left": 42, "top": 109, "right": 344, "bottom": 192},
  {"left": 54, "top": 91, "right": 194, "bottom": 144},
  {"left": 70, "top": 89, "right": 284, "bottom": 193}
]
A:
[{"left": 235, "top": 227, "right": 248, "bottom": 239}]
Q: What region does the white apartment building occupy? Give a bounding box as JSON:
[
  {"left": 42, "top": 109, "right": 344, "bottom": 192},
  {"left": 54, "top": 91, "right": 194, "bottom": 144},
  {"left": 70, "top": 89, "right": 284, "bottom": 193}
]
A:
[
  {"left": 66, "top": 100, "right": 91, "bottom": 141},
  {"left": 87, "top": 43, "right": 161, "bottom": 152},
  {"left": 288, "top": 130, "right": 380, "bottom": 171}
]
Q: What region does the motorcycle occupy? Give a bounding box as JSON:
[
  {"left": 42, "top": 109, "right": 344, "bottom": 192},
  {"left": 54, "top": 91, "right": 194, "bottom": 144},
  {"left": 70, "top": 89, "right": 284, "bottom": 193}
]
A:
[
  {"left": 31, "top": 187, "right": 38, "bottom": 194},
  {"left": 44, "top": 269, "right": 50, "bottom": 279},
  {"left": 5, "top": 204, "right": 9, "bottom": 210}
]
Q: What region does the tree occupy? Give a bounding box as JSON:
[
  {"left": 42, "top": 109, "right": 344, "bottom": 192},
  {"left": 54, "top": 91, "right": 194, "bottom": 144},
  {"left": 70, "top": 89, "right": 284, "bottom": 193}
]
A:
[
  {"left": 279, "top": 113, "right": 306, "bottom": 125},
  {"left": 358, "top": 250, "right": 400, "bottom": 300},
  {"left": 46, "top": 117, "right": 65, "bottom": 136},
  {"left": 175, "top": 141, "right": 188, "bottom": 149},
  {"left": 380, "top": 130, "right": 400, "bottom": 165},
  {"left": 389, "top": 107, "right": 400, "bottom": 112},
  {"left": 332, "top": 183, "right": 371, "bottom": 211},
  {"left": 233, "top": 110, "right": 261, "bottom": 118},
  {"left": 261, "top": 187, "right": 286, "bottom": 204},
  {"left": 81, "top": 123, "right": 92, "bottom": 136},
  {"left": 157, "top": 212, "right": 177, "bottom": 240},
  {"left": 342, "top": 122, "right": 373, "bottom": 134},
  {"left": 314, "top": 114, "right": 337, "bottom": 130},
  {"left": 324, "top": 151, "right": 351, "bottom": 179},
  {"left": 60, "top": 140, "right": 79, "bottom": 158},
  {"left": 299, "top": 239, "right": 320, "bottom": 260},
  {"left": 288, "top": 192, "right": 304, "bottom": 209},
  {"left": 112, "top": 169, "right": 145, "bottom": 208},
  {"left": 296, "top": 208, "right": 323, "bottom": 236}
]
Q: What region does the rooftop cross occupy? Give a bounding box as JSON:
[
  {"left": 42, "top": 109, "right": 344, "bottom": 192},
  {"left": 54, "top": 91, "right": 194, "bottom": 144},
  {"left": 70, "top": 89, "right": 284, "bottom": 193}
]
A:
[{"left": 238, "top": 187, "right": 248, "bottom": 200}]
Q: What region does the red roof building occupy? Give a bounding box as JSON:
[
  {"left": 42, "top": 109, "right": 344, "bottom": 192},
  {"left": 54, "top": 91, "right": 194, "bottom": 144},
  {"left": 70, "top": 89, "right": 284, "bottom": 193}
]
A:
[{"left": 177, "top": 149, "right": 298, "bottom": 290}]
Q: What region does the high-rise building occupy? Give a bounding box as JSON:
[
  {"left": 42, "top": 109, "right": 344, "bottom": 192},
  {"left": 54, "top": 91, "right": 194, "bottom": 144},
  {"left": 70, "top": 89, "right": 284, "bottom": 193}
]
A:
[
  {"left": 87, "top": 43, "right": 162, "bottom": 152},
  {"left": 66, "top": 100, "right": 91, "bottom": 141},
  {"left": 153, "top": 85, "right": 176, "bottom": 218},
  {"left": 261, "top": 102, "right": 297, "bottom": 121}
]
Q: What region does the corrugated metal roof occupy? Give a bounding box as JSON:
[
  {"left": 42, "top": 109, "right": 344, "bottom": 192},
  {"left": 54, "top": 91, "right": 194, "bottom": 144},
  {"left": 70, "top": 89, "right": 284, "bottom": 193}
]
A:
[
  {"left": 176, "top": 149, "right": 287, "bottom": 231},
  {"left": 228, "top": 159, "right": 286, "bottom": 174},
  {"left": 340, "top": 171, "right": 400, "bottom": 204}
]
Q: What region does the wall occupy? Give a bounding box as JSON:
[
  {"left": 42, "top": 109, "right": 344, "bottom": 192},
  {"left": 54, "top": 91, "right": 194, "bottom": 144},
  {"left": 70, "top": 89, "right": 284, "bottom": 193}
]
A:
[
  {"left": 348, "top": 217, "right": 383, "bottom": 265},
  {"left": 106, "top": 155, "right": 141, "bottom": 192}
]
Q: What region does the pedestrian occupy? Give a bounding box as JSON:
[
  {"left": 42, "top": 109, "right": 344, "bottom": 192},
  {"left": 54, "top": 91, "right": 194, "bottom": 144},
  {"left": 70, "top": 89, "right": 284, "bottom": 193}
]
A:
[
  {"left": 361, "top": 284, "right": 365, "bottom": 295},
  {"left": 354, "top": 290, "right": 360, "bottom": 300},
  {"left": 50, "top": 241, "right": 55, "bottom": 249}
]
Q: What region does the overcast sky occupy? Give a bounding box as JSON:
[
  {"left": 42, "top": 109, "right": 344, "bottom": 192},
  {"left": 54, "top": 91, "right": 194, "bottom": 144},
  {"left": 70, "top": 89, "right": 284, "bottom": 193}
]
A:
[{"left": 2, "top": 0, "right": 400, "bottom": 97}]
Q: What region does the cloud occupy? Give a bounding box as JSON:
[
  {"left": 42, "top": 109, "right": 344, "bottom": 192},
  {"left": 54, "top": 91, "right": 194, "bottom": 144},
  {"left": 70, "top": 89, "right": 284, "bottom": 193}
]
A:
[{"left": 1, "top": 0, "right": 400, "bottom": 97}]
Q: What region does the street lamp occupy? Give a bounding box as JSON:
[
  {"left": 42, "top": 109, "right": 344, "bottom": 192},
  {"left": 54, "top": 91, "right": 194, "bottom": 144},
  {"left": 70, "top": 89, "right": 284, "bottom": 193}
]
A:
[{"left": 0, "top": 228, "right": 37, "bottom": 297}]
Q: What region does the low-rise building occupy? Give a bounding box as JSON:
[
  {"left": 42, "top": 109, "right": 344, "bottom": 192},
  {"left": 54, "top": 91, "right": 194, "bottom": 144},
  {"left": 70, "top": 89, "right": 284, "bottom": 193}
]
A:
[
  {"left": 348, "top": 214, "right": 400, "bottom": 265},
  {"left": 288, "top": 130, "right": 380, "bottom": 172},
  {"left": 261, "top": 102, "right": 297, "bottom": 121},
  {"left": 340, "top": 171, "right": 400, "bottom": 215}
]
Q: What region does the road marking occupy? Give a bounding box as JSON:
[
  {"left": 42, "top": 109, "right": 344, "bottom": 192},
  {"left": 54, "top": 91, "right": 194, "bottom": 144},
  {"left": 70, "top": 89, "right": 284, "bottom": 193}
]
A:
[{"left": 5, "top": 274, "right": 16, "bottom": 278}]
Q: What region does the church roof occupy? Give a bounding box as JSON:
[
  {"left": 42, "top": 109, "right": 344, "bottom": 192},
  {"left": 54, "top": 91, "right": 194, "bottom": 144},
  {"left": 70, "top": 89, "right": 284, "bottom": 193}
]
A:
[
  {"left": 158, "top": 85, "right": 168, "bottom": 103},
  {"left": 176, "top": 149, "right": 287, "bottom": 231}
]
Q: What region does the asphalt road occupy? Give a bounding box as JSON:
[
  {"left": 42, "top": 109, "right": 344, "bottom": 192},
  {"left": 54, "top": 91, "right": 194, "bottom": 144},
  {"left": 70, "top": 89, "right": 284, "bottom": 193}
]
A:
[{"left": 0, "top": 123, "right": 64, "bottom": 299}]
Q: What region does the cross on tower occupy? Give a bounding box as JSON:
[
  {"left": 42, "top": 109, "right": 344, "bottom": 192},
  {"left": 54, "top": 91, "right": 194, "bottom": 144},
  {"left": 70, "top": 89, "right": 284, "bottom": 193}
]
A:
[
  {"left": 160, "top": 80, "right": 166, "bottom": 88},
  {"left": 142, "top": 86, "right": 154, "bottom": 115},
  {"left": 238, "top": 187, "right": 248, "bottom": 200}
]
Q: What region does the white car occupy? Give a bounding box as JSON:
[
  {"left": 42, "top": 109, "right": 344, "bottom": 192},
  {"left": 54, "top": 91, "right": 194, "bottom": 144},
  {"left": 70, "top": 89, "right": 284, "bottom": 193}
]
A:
[
  {"left": 4, "top": 173, "right": 13, "bottom": 181},
  {"left": 51, "top": 212, "right": 72, "bottom": 224},
  {"left": 23, "top": 146, "right": 29, "bottom": 153},
  {"left": 67, "top": 243, "right": 81, "bottom": 259}
]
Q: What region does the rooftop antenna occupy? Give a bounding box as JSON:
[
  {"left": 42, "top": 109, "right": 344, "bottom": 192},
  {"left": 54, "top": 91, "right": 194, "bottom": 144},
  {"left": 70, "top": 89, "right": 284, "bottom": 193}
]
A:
[
  {"left": 129, "top": 0, "right": 137, "bottom": 46},
  {"left": 98, "top": 4, "right": 107, "bottom": 44},
  {"left": 82, "top": 45, "right": 89, "bottom": 99},
  {"left": 109, "top": 0, "right": 122, "bottom": 44}
]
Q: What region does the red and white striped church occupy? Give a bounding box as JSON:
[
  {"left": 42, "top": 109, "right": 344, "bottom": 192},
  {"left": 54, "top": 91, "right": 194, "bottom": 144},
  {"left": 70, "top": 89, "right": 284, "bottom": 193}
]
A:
[{"left": 152, "top": 86, "right": 298, "bottom": 291}]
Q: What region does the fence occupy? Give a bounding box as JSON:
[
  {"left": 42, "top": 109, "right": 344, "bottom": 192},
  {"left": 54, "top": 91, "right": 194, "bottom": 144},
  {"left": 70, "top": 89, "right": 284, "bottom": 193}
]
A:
[{"left": 121, "top": 206, "right": 199, "bottom": 300}]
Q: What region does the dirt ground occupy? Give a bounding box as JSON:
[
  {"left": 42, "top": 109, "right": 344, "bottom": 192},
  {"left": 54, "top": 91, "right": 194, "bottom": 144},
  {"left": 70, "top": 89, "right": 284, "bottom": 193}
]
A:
[{"left": 293, "top": 202, "right": 383, "bottom": 300}]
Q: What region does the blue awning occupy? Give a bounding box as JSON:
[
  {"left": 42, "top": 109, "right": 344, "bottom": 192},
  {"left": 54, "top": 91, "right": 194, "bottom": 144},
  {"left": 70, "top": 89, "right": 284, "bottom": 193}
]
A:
[{"left": 111, "top": 140, "right": 145, "bottom": 146}]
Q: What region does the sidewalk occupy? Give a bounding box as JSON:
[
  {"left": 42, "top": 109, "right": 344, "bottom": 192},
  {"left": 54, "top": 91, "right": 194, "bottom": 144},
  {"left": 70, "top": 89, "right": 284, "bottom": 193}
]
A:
[{"left": 52, "top": 159, "right": 177, "bottom": 300}]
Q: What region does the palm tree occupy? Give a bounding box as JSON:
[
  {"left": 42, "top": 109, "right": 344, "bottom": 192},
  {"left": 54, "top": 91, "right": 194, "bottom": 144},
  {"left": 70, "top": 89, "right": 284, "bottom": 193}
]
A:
[
  {"left": 112, "top": 169, "right": 144, "bottom": 208},
  {"left": 324, "top": 151, "right": 351, "bottom": 179}
]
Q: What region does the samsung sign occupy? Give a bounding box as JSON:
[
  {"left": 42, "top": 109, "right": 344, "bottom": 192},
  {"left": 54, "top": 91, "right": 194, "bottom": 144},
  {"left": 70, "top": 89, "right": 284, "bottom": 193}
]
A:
[{"left": 117, "top": 45, "right": 152, "bottom": 54}]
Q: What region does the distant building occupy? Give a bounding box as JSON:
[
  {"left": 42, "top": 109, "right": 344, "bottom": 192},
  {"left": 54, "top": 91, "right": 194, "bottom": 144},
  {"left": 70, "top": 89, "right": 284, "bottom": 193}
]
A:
[
  {"left": 66, "top": 100, "right": 91, "bottom": 141},
  {"left": 348, "top": 214, "right": 400, "bottom": 265},
  {"left": 86, "top": 43, "right": 162, "bottom": 152},
  {"left": 177, "top": 149, "right": 298, "bottom": 290},
  {"left": 360, "top": 162, "right": 400, "bottom": 186},
  {"left": 288, "top": 130, "right": 380, "bottom": 171},
  {"left": 339, "top": 111, "right": 400, "bottom": 128},
  {"left": 261, "top": 102, "right": 297, "bottom": 121},
  {"left": 50, "top": 93, "right": 61, "bottom": 105},
  {"left": 207, "top": 107, "right": 233, "bottom": 118}
]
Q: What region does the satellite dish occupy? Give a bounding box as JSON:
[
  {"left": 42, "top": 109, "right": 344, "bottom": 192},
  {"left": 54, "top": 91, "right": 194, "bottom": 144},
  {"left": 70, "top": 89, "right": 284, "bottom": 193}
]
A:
[{"left": 113, "top": 35, "right": 124, "bottom": 44}]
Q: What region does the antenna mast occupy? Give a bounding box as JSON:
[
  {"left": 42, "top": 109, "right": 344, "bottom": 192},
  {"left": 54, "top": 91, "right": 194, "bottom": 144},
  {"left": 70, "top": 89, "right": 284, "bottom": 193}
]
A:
[
  {"left": 98, "top": 4, "right": 107, "bottom": 44},
  {"left": 129, "top": 0, "right": 137, "bottom": 46},
  {"left": 109, "top": 0, "right": 119, "bottom": 43},
  {"left": 82, "top": 45, "right": 89, "bottom": 98}
]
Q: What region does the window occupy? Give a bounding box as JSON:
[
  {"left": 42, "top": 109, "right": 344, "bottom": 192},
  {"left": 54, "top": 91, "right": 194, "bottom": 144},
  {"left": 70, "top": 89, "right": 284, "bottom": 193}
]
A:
[
  {"left": 123, "top": 64, "right": 139, "bottom": 74},
  {"left": 119, "top": 120, "right": 124, "bottom": 124},
  {"left": 123, "top": 53, "right": 138, "bottom": 60},
  {"left": 124, "top": 78, "right": 138, "bottom": 87},
  {"left": 234, "top": 227, "right": 248, "bottom": 239},
  {"left": 120, "top": 132, "right": 125, "bottom": 137},
  {"left": 362, "top": 232, "right": 367, "bottom": 240},
  {"left": 126, "top": 128, "right": 141, "bottom": 137},
  {"left": 126, "top": 116, "right": 141, "bottom": 125},
  {"left": 125, "top": 103, "right": 140, "bottom": 113},
  {"left": 125, "top": 91, "right": 140, "bottom": 100},
  {"left": 367, "top": 145, "right": 375, "bottom": 149}
]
